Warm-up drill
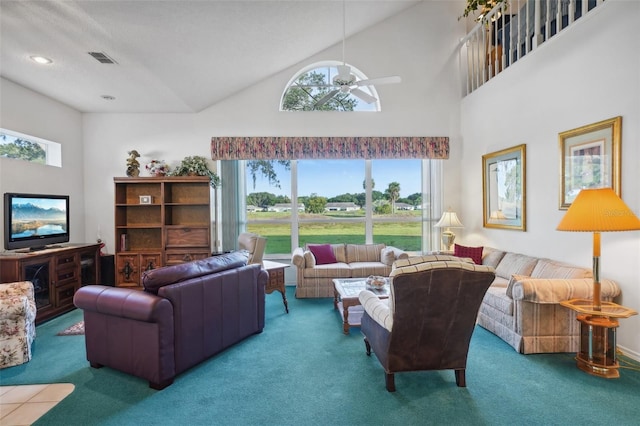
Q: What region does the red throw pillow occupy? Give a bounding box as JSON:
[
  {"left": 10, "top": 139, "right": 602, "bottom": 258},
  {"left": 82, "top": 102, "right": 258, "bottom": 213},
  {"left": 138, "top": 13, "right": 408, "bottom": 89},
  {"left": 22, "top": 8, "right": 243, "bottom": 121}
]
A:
[
  {"left": 308, "top": 244, "right": 337, "bottom": 265},
  {"left": 454, "top": 244, "right": 483, "bottom": 265}
]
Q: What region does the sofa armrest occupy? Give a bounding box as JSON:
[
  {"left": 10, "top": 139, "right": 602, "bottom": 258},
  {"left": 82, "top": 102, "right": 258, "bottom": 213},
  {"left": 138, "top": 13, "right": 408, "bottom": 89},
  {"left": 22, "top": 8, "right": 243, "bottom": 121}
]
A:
[
  {"left": 291, "top": 247, "right": 306, "bottom": 268},
  {"left": 359, "top": 290, "right": 393, "bottom": 331},
  {"left": 74, "top": 285, "right": 173, "bottom": 323},
  {"left": 510, "top": 278, "right": 620, "bottom": 304}
]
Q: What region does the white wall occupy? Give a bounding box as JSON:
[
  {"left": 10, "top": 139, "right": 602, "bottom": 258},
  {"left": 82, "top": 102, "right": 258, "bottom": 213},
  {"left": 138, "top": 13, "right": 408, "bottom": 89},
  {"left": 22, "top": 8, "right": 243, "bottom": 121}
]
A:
[
  {"left": 460, "top": 0, "right": 640, "bottom": 358},
  {"left": 82, "top": 1, "right": 466, "bottom": 255},
  {"left": 0, "top": 78, "right": 86, "bottom": 246}
]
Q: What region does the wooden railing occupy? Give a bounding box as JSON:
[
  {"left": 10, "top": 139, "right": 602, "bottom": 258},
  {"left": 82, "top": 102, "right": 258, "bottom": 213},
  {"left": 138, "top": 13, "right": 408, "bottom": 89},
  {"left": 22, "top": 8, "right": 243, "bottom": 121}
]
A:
[{"left": 460, "top": 0, "right": 605, "bottom": 96}]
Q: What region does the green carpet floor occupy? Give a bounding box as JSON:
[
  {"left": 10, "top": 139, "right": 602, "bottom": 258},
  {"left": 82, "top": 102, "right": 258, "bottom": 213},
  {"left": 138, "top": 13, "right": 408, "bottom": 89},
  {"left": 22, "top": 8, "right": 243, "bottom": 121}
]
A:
[{"left": 2, "top": 286, "right": 639, "bottom": 425}]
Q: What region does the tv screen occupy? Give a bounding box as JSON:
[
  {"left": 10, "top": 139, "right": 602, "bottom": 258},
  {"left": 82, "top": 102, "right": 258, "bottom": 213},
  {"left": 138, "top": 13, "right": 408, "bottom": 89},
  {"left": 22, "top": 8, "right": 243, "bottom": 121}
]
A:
[{"left": 4, "top": 192, "right": 70, "bottom": 251}]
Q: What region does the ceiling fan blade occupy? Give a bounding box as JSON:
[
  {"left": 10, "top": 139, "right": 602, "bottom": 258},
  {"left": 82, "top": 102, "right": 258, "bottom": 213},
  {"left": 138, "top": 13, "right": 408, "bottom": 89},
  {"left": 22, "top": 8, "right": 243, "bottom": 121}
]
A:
[
  {"left": 350, "top": 88, "right": 378, "bottom": 104},
  {"left": 356, "top": 76, "right": 402, "bottom": 87},
  {"left": 314, "top": 90, "right": 339, "bottom": 108}
]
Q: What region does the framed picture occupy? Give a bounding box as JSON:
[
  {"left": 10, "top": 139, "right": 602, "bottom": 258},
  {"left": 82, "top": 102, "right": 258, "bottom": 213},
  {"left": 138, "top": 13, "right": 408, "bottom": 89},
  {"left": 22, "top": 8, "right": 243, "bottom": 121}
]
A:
[
  {"left": 139, "top": 195, "right": 152, "bottom": 205},
  {"left": 482, "top": 144, "right": 526, "bottom": 231},
  {"left": 559, "top": 116, "right": 621, "bottom": 209}
]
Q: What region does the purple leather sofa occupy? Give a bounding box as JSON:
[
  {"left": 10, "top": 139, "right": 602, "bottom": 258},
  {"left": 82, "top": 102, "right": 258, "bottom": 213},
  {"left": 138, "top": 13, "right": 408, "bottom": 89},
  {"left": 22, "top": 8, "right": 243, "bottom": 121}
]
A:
[{"left": 74, "top": 252, "right": 267, "bottom": 389}]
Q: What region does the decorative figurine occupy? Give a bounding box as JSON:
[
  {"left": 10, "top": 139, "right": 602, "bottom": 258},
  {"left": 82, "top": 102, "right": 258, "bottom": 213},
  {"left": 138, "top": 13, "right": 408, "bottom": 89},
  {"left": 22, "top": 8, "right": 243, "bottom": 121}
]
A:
[{"left": 126, "top": 150, "right": 141, "bottom": 177}]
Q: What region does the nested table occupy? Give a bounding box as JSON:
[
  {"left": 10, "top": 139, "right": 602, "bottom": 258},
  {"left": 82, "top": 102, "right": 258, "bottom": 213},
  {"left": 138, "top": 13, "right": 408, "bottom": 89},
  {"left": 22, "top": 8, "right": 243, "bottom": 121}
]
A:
[
  {"left": 262, "top": 260, "right": 289, "bottom": 313},
  {"left": 333, "top": 278, "right": 389, "bottom": 334}
]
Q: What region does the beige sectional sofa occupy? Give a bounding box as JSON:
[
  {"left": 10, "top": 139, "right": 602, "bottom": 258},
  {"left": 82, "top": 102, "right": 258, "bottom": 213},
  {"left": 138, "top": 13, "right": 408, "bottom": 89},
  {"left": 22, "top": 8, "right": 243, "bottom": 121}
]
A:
[
  {"left": 478, "top": 247, "right": 620, "bottom": 354},
  {"left": 291, "top": 243, "right": 408, "bottom": 298}
]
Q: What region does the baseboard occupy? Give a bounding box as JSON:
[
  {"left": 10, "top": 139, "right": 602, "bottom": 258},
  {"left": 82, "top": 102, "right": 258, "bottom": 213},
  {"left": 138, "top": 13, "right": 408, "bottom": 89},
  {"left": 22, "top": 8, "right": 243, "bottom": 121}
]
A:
[{"left": 618, "top": 344, "right": 640, "bottom": 362}]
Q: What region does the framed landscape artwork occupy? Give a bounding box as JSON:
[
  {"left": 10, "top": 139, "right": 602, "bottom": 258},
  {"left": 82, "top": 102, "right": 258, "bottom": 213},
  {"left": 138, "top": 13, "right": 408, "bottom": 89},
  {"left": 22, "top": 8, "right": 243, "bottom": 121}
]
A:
[
  {"left": 559, "top": 116, "right": 621, "bottom": 210},
  {"left": 482, "top": 144, "right": 526, "bottom": 231}
]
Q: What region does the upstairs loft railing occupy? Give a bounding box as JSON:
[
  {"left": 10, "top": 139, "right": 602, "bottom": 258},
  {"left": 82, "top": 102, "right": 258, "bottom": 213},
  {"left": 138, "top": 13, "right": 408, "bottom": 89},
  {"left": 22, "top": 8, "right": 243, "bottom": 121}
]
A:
[{"left": 460, "top": 0, "right": 605, "bottom": 96}]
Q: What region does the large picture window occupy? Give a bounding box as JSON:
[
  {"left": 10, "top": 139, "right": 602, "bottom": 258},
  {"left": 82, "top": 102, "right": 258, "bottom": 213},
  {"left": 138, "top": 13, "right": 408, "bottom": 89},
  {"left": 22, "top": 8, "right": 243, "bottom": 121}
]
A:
[{"left": 244, "top": 159, "right": 441, "bottom": 256}]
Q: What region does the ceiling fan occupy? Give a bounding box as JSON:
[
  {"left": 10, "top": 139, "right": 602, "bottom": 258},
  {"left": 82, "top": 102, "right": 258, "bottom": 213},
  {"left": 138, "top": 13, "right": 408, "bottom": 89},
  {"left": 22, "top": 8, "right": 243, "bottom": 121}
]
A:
[{"left": 312, "top": 1, "right": 402, "bottom": 109}]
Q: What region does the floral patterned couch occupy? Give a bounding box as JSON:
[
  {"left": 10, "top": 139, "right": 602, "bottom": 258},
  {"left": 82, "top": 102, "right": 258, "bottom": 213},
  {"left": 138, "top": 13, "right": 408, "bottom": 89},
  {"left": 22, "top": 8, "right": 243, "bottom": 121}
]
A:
[{"left": 0, "top": 281, "right": 37, "bottom": 368}]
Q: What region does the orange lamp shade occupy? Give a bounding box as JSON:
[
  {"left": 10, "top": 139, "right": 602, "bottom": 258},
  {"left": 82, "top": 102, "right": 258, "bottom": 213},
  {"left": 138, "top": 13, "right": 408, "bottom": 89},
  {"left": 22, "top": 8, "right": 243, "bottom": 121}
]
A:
[{"left": 557, "top": 188, "right": 640, "bottom": 233}]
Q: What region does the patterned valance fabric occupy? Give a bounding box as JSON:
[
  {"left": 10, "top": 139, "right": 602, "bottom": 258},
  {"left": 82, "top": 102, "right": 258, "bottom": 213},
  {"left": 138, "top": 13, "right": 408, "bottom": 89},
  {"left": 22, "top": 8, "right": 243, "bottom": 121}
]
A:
[{"left": 211, "top": 136, "right": 449, "bottom": 160}]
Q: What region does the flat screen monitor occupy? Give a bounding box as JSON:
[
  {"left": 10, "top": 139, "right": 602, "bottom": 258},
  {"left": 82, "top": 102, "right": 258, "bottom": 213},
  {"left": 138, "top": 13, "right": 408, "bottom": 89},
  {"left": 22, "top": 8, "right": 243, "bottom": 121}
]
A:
[{"left": 4, "top": 192, "right": 70, "bottom": 251}]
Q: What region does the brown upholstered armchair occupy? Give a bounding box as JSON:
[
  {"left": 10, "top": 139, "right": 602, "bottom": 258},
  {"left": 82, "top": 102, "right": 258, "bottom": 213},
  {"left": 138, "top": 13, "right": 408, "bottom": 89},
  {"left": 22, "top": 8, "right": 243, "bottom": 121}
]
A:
[{"left": 359, "top": 260, "right": 495, "bottom": 392}]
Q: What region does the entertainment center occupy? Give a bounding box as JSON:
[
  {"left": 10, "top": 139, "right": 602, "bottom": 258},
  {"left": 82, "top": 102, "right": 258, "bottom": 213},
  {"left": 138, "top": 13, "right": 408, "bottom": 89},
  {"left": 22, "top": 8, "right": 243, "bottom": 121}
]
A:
[{"left": 0, "top": 243, "right": 102, "bottom": 324}]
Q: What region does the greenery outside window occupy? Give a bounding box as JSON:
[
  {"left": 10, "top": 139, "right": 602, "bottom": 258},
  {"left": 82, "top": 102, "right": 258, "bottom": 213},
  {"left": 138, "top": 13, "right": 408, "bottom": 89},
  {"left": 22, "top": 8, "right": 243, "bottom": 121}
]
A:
[{"left": 0, "top": 128, "right": 62, "bottom": 167}]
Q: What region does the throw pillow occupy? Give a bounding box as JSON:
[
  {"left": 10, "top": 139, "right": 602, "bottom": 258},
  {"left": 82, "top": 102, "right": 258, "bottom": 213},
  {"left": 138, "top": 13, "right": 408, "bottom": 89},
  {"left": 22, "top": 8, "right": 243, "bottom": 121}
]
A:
[
  {"left": 454, "top": 244, "right": 483, "bottom": 265},
  {"left": 308, "top": 244, "right": 338, "bottom": 265},
  {"left": 380, "top": 247, "right": 396, "bottom": 266}
]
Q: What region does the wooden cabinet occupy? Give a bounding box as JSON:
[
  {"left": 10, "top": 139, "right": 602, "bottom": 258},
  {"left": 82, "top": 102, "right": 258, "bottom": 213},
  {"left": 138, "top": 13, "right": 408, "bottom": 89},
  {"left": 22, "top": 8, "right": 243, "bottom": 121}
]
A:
[
  {"left": 114, "top": 177, "right": 211, "bottom": 287},
  {"left": 0, "top": 244, "right": 101, "bottom": 324}
]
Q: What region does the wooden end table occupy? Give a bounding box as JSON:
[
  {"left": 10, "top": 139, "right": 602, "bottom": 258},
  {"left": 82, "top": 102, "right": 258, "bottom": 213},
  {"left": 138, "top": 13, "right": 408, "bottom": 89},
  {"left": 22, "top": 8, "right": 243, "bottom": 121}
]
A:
[
  {"left": 333, "top": 278, "right": 389, "bottom": 334},
  {"left": 560, "top": 298, "right": 637, "bottom": 378},
  {"left": 262, "top": 260, "right": 289, "bottom": 313}
]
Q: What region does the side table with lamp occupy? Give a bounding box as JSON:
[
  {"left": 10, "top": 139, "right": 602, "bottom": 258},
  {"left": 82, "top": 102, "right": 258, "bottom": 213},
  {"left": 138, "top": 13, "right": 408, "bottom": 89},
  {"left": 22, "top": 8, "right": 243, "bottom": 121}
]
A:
[{"left": 557, "top": 188, "right": 640, "bottom": 378}]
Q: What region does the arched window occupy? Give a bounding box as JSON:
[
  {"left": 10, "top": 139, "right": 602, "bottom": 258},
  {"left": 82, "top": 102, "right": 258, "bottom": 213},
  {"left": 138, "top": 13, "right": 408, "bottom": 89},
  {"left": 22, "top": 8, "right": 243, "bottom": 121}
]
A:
[{"left": 280, "top": 61, "right": 380, "bottom": 112}]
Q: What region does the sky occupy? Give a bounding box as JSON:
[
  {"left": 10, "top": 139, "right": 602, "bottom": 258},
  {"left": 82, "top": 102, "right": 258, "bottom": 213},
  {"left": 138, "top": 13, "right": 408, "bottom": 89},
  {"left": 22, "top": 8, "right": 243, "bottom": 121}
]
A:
[{"left": 247, "top": 159, "right": 422, "bottom": 199}]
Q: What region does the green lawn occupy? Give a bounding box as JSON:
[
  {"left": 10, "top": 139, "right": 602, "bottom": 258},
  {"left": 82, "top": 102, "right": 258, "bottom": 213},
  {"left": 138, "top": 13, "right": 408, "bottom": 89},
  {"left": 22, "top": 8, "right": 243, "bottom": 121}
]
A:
[{"left": 247, "top": 217, "right": 422, "bottom": 254}]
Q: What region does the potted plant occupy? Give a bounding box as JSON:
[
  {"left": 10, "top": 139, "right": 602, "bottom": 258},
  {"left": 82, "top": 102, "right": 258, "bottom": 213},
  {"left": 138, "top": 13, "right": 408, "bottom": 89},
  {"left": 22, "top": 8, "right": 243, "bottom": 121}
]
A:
[
  {"left": 460, "top": 0, "right": 505, "bottom": 20},
  {"left": 169, "top": 155, "right": 221, "bottom": 188}
]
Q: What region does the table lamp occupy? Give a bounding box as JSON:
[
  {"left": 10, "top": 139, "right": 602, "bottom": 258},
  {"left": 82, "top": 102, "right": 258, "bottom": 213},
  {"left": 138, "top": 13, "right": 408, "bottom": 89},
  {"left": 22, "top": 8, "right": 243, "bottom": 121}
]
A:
[
  {"left": 435, "top": 209, "right": 464, "bottom": 251},
  {"left": 557, "top": 188, "right": 640, "bottom": 310}
]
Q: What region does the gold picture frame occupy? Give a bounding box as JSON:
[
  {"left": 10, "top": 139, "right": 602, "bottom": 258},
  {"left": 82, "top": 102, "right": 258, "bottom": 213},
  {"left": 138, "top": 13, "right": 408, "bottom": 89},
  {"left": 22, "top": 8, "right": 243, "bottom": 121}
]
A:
[
  {"left": 482, "top": 144, "right": 526, "bottom": 231},
  {"left": 559, "top": 116, "right": 621, "bottom": 210}
]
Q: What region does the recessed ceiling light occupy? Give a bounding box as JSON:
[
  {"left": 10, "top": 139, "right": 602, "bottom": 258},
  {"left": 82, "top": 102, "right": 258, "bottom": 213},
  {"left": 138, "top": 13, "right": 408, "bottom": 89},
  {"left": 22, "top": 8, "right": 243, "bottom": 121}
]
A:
[
  {"left": 30, "top": 56, "right": 53, "bottom": 64},
  {"left": 101, "top": 95, "right": 116, "bottom": 100}
]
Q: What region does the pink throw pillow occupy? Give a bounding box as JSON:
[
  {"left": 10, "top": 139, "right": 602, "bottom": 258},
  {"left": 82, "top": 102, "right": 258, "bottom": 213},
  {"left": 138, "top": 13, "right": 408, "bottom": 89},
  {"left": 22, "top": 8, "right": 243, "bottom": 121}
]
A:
[
  {"left": 454, "top": 244, "right": 483, "bottom": 265},
  {"left": 308, "top": 244, "right": 337, "bottom": 265}
]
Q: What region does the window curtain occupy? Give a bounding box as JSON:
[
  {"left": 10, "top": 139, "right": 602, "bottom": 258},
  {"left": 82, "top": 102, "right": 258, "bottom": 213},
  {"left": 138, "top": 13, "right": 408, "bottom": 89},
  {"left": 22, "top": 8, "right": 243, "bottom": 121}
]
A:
[{"left": 220, "top": 160, "right": 245, "bottom": 252}]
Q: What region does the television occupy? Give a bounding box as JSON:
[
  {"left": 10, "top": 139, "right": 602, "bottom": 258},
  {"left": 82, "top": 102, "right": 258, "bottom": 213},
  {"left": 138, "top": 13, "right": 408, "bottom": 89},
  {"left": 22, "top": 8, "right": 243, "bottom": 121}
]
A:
[{"left": 4, "top": 192, "right": 70, "bottom": 251}]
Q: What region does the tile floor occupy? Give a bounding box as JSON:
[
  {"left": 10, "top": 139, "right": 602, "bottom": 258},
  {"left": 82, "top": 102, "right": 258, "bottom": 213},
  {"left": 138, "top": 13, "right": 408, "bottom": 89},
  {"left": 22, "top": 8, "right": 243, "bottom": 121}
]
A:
[{"left": 0, "top": 383, "right": 74, "bottom": 426}]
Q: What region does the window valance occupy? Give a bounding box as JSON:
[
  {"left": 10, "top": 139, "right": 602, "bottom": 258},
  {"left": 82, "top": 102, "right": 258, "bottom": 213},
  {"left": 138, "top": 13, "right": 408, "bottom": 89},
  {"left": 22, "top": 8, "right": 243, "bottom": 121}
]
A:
[{"left": 211, "top": 136, "right": 449, "bottom": 160}]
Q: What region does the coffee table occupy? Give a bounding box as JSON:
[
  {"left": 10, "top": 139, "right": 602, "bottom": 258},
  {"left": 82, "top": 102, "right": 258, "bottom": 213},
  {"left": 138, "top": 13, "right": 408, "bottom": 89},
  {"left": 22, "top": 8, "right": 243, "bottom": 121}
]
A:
[{"left": 333, "top": 277, "right": 389, "bottom": 334}]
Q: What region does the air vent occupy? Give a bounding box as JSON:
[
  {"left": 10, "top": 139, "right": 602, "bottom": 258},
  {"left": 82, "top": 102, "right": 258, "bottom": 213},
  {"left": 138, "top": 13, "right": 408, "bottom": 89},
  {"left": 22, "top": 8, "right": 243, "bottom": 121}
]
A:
[{"left": 88, "top": 52, "right": 117, "bottom": 64}]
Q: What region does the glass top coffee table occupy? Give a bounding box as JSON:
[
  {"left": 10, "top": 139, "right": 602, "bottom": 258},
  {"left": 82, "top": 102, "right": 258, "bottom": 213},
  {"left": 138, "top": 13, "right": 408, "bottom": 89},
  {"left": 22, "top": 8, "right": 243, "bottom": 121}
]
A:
[{"left": 333, "top": 277, "right": 390, "bottom": 335}]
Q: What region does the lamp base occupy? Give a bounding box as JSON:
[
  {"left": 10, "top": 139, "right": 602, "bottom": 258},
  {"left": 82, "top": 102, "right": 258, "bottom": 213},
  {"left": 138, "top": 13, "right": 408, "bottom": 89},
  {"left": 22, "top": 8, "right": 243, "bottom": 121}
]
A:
[
  {"left": 441, "top": 231, "right": 455, "bottom": 252},
  {"left": 575, "top": 314, "right": 619, "bottom": 379}
]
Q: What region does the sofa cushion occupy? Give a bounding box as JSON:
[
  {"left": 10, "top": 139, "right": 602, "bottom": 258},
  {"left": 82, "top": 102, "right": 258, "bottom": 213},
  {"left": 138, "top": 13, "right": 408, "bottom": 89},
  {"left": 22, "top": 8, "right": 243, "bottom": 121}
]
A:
[
  {"left": 530, "top": 259, "right": 592, "bottom": 279},
  {"left": 454, "top": 244, "right": 483, "bottom": 264},
  {"left": 346, "top": 243, "right": 385, "bottom": 263},
  {"left": 494, "top": 252, "right": 538, "bottom": 280},
  {"left": 302, "top": 263, "right": 352, "bottom": 278},
  {"left": 308, "top": 244, "right": 337, "bottom": 265},
  {"left": 482, "top": 248, "right": 506, "bottom": 269},
  {"left": 349, "top": 262, "right": 392, "bottom": 278},
  {"left": 143, "top": 252, "right": 247, "bottom": 294},
  {"left": 482, "top": 286, "right": 514, "bottom": 316},
  {"left": 380, "top": 247, "right": 396, "bottom": 266}
]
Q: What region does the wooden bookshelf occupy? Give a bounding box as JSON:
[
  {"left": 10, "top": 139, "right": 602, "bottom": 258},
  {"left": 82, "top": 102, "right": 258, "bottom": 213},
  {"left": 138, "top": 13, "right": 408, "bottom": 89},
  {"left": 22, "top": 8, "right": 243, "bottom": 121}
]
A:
[{"left": 114, "top": 176, "right": 211, "bottom": 287}]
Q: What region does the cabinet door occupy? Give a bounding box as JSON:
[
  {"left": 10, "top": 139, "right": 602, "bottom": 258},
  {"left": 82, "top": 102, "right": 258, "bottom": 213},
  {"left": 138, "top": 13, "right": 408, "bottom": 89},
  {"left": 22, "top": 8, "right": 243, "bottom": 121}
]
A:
[
  {"left": 116, "top": 254, "right": 140, "bottom": 287},
  {"left": 140, "top": 253, "right": 162, "bottom": 274},
  {"left": 21, "top": 258, "right": 54, "bottom": 314}
]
